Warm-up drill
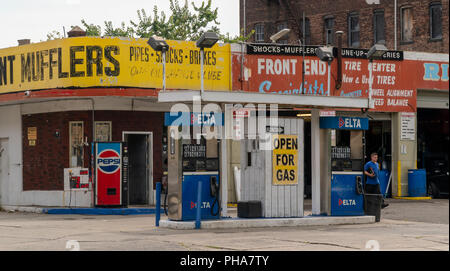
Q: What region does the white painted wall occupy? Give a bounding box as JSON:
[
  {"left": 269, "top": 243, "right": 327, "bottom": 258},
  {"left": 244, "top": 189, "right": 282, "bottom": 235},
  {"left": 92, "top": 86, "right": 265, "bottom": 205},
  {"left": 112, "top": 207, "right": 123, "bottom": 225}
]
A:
[{"left": 0, "top": 105, "right": 22, "bottom": 207}]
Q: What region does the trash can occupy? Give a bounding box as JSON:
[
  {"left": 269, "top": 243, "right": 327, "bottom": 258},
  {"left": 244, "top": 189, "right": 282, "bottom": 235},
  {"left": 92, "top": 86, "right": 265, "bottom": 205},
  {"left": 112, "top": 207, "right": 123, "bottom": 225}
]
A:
[
  {"left": 237, "top": 201, "right": 262, "bottom": 218},
  {"left": 364, "top": 194, "right": 382, "bottom": 222},
  {"left": 408, "top": 169, "right": 427, "bottom": 197}
]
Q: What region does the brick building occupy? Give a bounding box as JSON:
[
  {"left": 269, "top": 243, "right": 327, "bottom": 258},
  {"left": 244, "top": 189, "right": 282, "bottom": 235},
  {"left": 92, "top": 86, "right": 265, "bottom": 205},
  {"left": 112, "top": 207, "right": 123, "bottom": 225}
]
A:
[
  {"left": 240, "top": 0, "right": 448, "bottom": 53},
  {"left": 239, "top": 0, "right": 449, "bottom": 199}
]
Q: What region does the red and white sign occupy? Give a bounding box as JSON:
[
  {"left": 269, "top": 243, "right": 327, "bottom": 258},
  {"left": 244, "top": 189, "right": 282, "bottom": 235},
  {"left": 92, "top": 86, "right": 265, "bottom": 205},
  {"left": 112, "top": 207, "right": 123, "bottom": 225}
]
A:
[{"left": 232, "top": 52, "right": 449, "bottom": 113}]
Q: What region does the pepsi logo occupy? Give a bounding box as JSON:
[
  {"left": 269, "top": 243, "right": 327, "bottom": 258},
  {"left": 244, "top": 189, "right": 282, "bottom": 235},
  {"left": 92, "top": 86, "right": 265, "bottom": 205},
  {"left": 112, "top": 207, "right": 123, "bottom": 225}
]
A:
[{"left": 97, "top": 150, "right": 121, "bottom": 174}]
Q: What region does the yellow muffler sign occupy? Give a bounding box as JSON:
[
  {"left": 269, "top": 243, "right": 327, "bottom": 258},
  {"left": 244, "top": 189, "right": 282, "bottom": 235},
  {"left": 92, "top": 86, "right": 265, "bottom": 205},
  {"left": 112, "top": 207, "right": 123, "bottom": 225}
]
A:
[{"left": 0, "top": 37, "right": 231, "bottom": 94}]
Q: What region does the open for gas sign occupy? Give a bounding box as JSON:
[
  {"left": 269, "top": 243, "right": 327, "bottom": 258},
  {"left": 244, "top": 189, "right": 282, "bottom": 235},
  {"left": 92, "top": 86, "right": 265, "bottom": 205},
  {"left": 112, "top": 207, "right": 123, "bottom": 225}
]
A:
[{"left": 272, "top": 135, "right": 299, "bottom": 185}]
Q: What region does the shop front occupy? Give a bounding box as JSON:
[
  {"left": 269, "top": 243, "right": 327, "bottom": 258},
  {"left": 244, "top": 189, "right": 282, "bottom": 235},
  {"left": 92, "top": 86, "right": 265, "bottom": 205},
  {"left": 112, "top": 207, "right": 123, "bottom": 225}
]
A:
[
  {"left": 230, "top": 43, "right": 448, "bottom": 205},
  {"left": 0, "top": 36, "right": 231, "bottom": 208}
]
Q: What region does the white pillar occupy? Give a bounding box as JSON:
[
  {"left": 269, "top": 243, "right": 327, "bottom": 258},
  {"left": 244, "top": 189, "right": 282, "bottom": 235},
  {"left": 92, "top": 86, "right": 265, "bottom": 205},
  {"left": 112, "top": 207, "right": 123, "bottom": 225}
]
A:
[
  {"left": 311, "top": 108, "right": 321, "bottom": 215},
  {"left": 220, "top": 103, "right": 231, "bottom": 217}
]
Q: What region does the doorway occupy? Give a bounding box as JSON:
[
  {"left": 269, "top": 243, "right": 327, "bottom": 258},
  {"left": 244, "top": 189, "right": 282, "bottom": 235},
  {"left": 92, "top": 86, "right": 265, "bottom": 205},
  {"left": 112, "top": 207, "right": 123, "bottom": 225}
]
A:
[
  {"left": 365, "top": 120, "right": 392, "bottom": 171},
  {"left": 0, "top": 138, "right": 9, "bottom": 205},
  {"left": 123, "top": 132, "right": 153, "bottom": 205}
]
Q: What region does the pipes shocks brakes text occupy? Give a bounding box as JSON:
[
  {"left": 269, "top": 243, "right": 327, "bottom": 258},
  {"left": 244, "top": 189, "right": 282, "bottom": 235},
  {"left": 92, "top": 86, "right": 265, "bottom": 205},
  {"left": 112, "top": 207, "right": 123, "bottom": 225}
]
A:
[{"left": 179, "top": 255, "right": 270, "bottom": 270}]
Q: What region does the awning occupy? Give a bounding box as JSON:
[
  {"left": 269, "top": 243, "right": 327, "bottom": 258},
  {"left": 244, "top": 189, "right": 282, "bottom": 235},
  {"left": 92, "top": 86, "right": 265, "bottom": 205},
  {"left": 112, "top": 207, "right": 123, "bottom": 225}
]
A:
[{"left": 158, "top": 90, "right": 369, "bottom": 109}]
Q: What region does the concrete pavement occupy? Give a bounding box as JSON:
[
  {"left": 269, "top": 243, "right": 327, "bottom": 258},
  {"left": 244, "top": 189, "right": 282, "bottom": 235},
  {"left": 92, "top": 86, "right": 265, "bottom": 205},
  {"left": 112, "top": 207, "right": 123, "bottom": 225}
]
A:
[{"left": 0, "top": 198, "right": 448, "bottom": 251}]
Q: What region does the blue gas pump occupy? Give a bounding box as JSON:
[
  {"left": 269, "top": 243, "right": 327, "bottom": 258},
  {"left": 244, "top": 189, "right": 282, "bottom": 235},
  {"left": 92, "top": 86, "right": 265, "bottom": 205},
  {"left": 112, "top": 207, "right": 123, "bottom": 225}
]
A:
[
  {"left": 320, "top": 116, "right": 369, "bottom": 216},
  {"left": 165, "top": 112, "right": 223, "bottom": 221}
]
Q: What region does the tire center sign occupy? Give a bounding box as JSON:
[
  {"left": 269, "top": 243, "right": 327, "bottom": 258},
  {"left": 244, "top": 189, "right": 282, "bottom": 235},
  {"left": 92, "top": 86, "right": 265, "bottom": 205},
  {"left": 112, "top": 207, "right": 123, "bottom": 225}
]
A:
[{"left": 272, "top": 135, "right": 298, "bottom": 185}]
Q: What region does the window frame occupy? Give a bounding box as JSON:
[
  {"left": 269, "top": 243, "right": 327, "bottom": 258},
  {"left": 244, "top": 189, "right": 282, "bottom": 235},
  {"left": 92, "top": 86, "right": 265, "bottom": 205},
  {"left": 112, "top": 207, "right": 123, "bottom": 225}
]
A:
[
  {"left": 276, "top": 21, "right": 289, "bottom": 44},
  {"left": 255, "top": 23, "right": 265, "bottom": 43},
  {"left": 324, "top": 16, "right": 335, "bottom": 45},
  {"left": 69, "top": 121, "right": 84, "bottom": 168},
  {"left": 400, "top": 6, "right": 414, "bottom": 44},
  {"left": 373, "top": 9, "right": 386, "bottom": 44},
  {"left": 348, "top": 12, "right": 360, "bottom": 48},
  {"left": 94, "top": 121, "right": 112, "bottom": 142},
  {"left": 300, "top": 17, "right": 311, "bottom": 45},
  {"left": 429, "top": 2, "right": 443, "bottom": 41}
]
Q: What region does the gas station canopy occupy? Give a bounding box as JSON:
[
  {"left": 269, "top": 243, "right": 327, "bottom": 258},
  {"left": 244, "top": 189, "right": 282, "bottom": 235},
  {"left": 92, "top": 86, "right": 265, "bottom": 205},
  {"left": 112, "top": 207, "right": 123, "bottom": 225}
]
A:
[{"left": 158, "top": 90, "right": 369, "bottom": 109}]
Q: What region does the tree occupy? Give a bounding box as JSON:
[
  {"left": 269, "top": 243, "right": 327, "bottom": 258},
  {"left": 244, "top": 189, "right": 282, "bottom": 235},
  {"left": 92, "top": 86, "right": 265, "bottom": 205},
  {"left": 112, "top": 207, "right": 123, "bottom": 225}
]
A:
[{"left": 48, "top": 0, "right": 251, "bottom": 43}]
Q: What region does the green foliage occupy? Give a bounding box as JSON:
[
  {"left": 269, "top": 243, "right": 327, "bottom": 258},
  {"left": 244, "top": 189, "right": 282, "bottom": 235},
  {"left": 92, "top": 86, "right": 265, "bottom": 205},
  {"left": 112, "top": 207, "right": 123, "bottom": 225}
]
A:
[
  {"left": 47, "top": 0, "right": 251, "bottom": 44},
  {"left": 46, "top": 30, "right": 63, "bottom": 41},
  {"left": 80, "top": 19, "right": 102, "bottom": 37}
]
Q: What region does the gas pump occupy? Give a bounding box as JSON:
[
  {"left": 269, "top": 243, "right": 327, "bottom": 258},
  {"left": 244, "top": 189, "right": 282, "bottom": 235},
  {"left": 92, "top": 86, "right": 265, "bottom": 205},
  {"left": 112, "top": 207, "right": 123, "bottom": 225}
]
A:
[
  {"left": 166, "top": 112, "right": 222, "bottom": 221},
  {"left": 319, "top": 116, "right": 369, "bottom": 216}
]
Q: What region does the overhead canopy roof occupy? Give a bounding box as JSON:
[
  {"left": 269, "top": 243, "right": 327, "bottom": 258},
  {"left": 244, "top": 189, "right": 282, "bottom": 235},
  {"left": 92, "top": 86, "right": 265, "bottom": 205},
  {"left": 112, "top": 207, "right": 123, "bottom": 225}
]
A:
[{"left": 158, "top": 90, "right": 369, "bottom": 109}]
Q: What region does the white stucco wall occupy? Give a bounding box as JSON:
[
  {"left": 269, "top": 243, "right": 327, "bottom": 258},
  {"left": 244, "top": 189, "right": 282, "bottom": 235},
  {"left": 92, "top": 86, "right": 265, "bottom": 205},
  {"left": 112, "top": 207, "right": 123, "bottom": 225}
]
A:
[{"left": 0, "top": 105, "right": 23, "bottom": 206}]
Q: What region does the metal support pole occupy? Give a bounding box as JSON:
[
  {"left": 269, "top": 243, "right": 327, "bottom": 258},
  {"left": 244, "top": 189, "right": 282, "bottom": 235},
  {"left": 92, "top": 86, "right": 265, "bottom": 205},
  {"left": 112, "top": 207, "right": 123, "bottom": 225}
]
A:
[
  {"left": 162, "top": 51, "right": 167, "bottom": 91},
  {"left": 195, "top": 181, "right": 202, "bottom": 229},
  {"left": 200, "top": 48, "right": 204, "bottom": 95},
  {"left": 155, "top": 182, "right": 161, "bottom": 227},
  {"left": 327, "top": 62, "right": 331, "bottom": 96},
  {"left": 394, "top": 0, "right": 398, "bottom": 50},
  {"left": 368, "top": 59, "right": 374, "bottom": 109}
]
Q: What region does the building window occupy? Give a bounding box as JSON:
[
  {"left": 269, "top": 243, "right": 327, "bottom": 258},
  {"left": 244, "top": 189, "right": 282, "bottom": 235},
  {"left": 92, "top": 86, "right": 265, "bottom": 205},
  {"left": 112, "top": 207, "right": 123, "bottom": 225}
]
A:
[
  {"left": 348, "top": 12, "right": 360, "bottom": 47},
  {"left": 69, "top": 121, "right": 84, "bottom": 168},
  {"left": 255, "top": 23, "right": 264, "bottom": 43},
  {"left": 95, "top": 121, "right": 112, "bottom": 142},
  {"left": 300, "top": 18, "right": 311, "bottom": 45},
  {"left": 373, "top": 9, "right": 385, "bottom": 44},
  {"left": 401, "top": 6, "right": 413, "bottom": 43},
  {"left": 430, "top": 2, "right": 442, "bottom": 40},
  {"left": 324, "top": 17, "right": 335, "bottom": 45},
  {"left": 276, "top": 21, "right": 288, "bottom": 44}
]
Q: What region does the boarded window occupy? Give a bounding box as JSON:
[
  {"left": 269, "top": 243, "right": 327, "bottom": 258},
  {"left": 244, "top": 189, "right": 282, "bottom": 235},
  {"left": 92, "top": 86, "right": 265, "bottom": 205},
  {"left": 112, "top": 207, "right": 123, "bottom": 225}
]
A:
[
  {"left": 430, "top": 2, "right": 442, "bottom": 40},
  {"left": 401, "top": 7, "right": 413, "bottom": 42},
  {"left": 348, "top": 13, "right": 360, "bottom": 47},
  {"left": 95, "top": 121, "right": 112, "bottom": 142},
  {"left": 373, "top": 10, "right": 385, "bottom": 44}
]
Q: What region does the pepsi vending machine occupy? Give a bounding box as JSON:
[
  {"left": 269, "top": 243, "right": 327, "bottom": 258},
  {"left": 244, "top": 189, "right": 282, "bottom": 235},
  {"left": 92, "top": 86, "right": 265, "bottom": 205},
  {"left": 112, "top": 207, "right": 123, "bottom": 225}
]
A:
[{"left": 94, "top": 142, "right": 128, "bottom": 207}]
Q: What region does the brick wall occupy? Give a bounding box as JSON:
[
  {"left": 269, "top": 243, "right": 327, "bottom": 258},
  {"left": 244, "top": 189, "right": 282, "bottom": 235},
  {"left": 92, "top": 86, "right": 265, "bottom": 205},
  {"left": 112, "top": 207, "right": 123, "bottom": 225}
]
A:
[
  {"left": 22, "top": 111, "right": 164, "bottom": 191},
  {"left": 241, "top": 0, "right": 448, "bottom": 53}
]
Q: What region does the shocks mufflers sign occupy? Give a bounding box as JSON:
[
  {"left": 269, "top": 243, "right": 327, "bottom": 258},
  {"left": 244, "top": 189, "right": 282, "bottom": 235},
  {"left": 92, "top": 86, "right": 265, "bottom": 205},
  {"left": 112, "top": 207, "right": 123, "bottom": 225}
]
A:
[{"left": 0, "top": 37, "right": 231, "bottom": 94}]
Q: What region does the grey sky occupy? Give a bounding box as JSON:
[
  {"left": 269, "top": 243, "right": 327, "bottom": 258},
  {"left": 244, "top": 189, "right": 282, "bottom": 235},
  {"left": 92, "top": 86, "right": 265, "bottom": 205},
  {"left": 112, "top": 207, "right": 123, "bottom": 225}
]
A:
[{"left": 0, "top": 0, "right": 240, "bottom": 49}]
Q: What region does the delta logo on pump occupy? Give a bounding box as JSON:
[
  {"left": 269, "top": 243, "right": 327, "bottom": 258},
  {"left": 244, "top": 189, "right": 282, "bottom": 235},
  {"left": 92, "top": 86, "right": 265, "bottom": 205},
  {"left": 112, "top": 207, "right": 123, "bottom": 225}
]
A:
[
  {"left": 338, "top": 198, "right": 356, "bottom": 206},
  {"left": 338, "top": 117, "right": 345, "bottom": 128},
  {"left": 97, "top": 150, "right": 121, "bottom": 174}
]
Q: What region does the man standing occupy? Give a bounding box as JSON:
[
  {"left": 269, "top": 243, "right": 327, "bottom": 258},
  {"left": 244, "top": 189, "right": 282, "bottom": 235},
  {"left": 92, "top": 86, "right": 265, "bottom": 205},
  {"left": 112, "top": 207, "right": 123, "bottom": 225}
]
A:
[{"left": 364, "top": 152, "right": 389, "bottom": 208}]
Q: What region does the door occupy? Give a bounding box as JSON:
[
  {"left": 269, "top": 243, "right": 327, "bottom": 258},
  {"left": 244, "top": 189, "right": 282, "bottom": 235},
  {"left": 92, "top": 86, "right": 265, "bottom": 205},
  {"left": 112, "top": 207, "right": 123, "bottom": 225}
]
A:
[
  {"left": 128, "top": 134, "right": 149, "bottom": 205},
  {"left": 0, "top": 138, "right": 9, "bottom": 205}
]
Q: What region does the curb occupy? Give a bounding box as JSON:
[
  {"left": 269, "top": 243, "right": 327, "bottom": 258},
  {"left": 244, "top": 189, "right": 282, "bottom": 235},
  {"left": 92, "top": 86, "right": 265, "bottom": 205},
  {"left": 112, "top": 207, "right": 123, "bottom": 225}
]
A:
[{"left": 159, "top": 215, "right": 376, "bottom": 230}]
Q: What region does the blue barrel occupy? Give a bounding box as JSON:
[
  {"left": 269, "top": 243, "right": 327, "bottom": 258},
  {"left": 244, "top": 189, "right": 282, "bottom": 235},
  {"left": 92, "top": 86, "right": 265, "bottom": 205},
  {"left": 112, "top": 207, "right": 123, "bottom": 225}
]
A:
[
  {"left": 408, "top": 169, "right": 427, "bottom": 197},
  {"left": 378, "top": 170, "right": 390, "bottom": 197}
]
